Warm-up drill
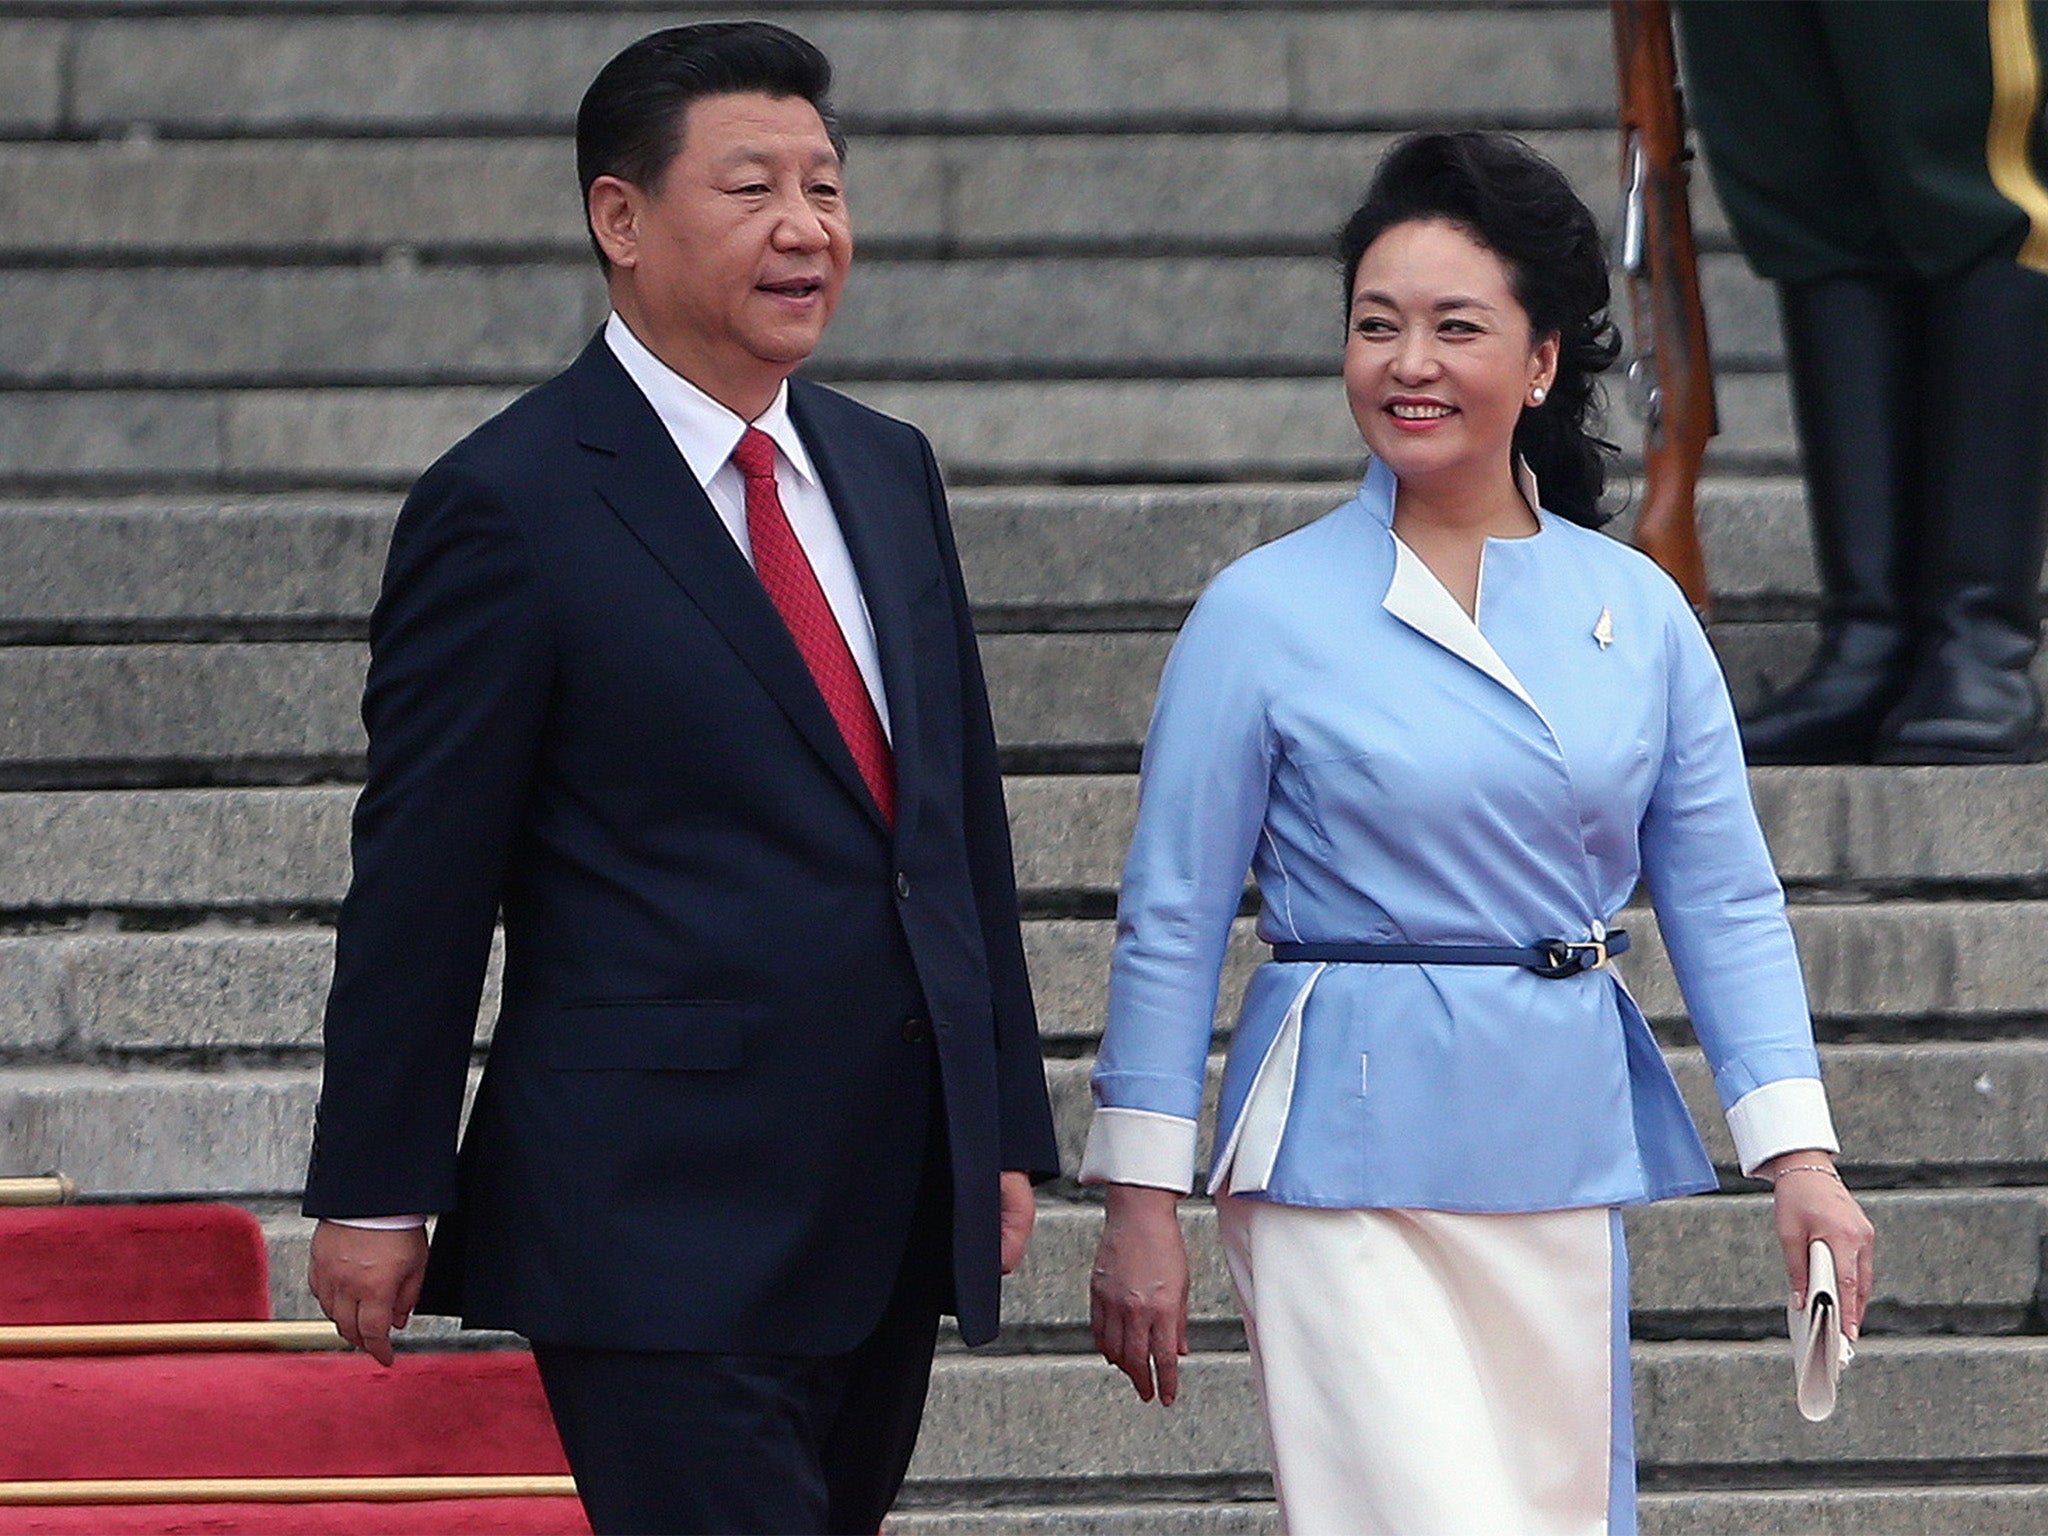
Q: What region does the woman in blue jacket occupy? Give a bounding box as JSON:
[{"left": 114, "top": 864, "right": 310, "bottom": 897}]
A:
[{"left": 1082, "top": 133, "right": 1875, "bottom": 1535}]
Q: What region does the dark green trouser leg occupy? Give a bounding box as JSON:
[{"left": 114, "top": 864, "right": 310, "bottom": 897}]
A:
[
  {"left": 1876, "top": 259, "right": 2048, "bottom": 762},
  {"left": 1740, "top": 276, "right": 1919, "bottom": 763},
  {"left": 1678, "top": 1, "right": 2048, "bottom": 284}
]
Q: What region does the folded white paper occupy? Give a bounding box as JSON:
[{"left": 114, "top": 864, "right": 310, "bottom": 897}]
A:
[{"left": 1789, "top": 1238, "right": 1855, "bottom": 1422}]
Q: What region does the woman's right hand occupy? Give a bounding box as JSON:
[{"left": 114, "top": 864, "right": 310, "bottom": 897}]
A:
[{"left": 1090, "top": 1183, "right": 1190, "bottom": 1404}]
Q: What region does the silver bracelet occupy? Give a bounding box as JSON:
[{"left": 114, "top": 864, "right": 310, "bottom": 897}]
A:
[{"left": 1767, "top": 1162, "right": 1843, "bottom": 1185}]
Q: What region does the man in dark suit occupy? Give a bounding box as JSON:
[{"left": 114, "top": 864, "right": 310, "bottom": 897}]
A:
[{"left": 301, "top": 22, "right": 1061, "bottom": 1534}]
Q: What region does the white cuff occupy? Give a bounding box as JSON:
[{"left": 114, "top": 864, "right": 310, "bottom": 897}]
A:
[
  {"left": 1726, "top": 1078, "right": 1839, "bottom": 1176},
  {"left": 323, "top": 1214, "right": 429, "bottom": 1230},
  {"left": 1079, "top": 1107, "right": 1198, "bottom": 1194}
]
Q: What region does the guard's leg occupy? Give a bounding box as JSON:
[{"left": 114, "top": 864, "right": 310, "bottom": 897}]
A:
[
  {"left": 1739, "top": 275, "right": 1920, "bottom": 763},
  {"left": 1878, "top": 258, "right": 2048, "bottom": 761}
]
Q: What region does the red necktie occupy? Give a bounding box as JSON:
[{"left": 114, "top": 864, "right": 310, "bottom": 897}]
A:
[{"left": 731, "top": 427, "right": 896, "bottom": 827}]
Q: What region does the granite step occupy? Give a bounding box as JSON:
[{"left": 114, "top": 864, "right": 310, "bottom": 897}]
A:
[
  {"left": 892, "top": 1488, "right": 2048, "bottom": 1536},
  {"left": 1039, "top": 1039, "right": 2048, "bottom": 1192},
  {"left": 1641, "top": 1488, "right": 2048, "bottom": 1536},
  {"left": 0, "top": 373, "right": 1798, "bottom": 490},
  {"left": 15, "top": 618, "right": 2048, "bottom": 785},
  {"left": 0, "top": 634, "right": 1188, "bottom": 785},
  {"left": 996, "top": 1189, "right": 2048, "bottom": 1342},
  {"left": 0, "top": 253, "right": 1782, "bottom": 387},
  {"left": 4, "top": 767, "right": 2048, "bottom": 916},
  {"left": 0, "top": 788, "right": 358, "bottom": 912},
  {"left": 901, "top": 1338, "right": 2048, "bottom": 1486},
  {"left": 0, "top": 496, "right": 393, "bottom": 640},
  {"left": 36, "top": 8, "right": 1615, "bottom": 138},
  {"left": 0, "top": 641, "right": 367, "bottom": 785},
  {"left": 8, "top": 899, "right": 2045, "bottom": 1064},
  {"left": 0, "top": 20, "right": 67, "bottom": 136},
  {"left": 6, "top": 1042, "right": 2045, "bottom": 1201},
  {"left": 243, "top": 1186, "right": 2044, "bottom": 1335},
  {"left": 0, "top": 635, "right": 1172, "bottom": 783},
  {"left": 0, "top": 1064, "right": 328, "bottom": 1199},
  {"left": 0, "top": 925, "right": 352, "bottom": 1056},
  {"left": 0, "top": 266, "right": 602, "bottom": 390},
  {"left": 1001, "top": 767, "right": 2048, "bottom": 899},
  {"left": 953, "top": 625, "right": 2021, "bottom": 758},
  {"left": 1024, "top": 897, "right": 2048, "bottom": 1047},
  {"left": 0, "top": 128, "right": 1727, "bottom": 261},
  {"left": 0, "top": 137, "right": 937, "bottom": 259},
  {"left": 0, "top": 477, "right": 1849, "bottom": 645}
]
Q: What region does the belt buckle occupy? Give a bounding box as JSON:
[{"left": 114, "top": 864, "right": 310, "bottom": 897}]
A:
[{"left": 1535, "top": 938, "right": 1608, "bottom": 978}]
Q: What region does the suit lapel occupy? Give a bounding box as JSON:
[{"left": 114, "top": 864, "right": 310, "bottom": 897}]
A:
[
  {"left": 790, "top": 381, "right": 922, "bottom": 847},
  {"left": 567, "top": 340, "right": 887, "bottom": 829}
]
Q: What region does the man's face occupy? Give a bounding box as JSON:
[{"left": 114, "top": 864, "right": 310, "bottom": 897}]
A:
[{"left": 595, "top": 91, "right": 851, "bottom": 415}]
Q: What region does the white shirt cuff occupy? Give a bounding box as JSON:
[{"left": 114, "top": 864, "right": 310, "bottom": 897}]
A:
[
  {"left": 1079, "top": 1107, "right": 1198, "bottom": 1194},
  {"left": 1725, "top": 1077, "right": 1840, "bottom": 1176},
  {"left": 323, "top": 1214, "right": 429, "bottom": 1230}
]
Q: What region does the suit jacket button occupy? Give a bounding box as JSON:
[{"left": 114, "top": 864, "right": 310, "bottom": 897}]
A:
[
  {"left": 895, "top": 872, "right": 911, "bottom": 899},
  {"left": 901, "top": 1017, "right": 930, "bottom": 1043}
]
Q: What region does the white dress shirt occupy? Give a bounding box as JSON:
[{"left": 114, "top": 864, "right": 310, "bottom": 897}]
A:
[
  {"left": 328, "top": 318, "right": 896, "bottom": 1234},
  {"left": 602, "top": 311, "right": 891, "bottom": 735}
]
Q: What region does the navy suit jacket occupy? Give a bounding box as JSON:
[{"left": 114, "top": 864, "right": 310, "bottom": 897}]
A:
[{"left": 304, "top": 334, "right": 1060, "bottom": 1353}]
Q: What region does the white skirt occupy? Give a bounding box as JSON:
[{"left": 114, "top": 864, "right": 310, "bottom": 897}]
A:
[{"left": 1216, "top": 1197, "right": 1633, "bottom": 1536}]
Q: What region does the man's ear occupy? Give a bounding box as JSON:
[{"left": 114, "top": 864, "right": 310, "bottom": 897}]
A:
[{"left": 588, "top": 176, "right": 640, "bottom": 269}]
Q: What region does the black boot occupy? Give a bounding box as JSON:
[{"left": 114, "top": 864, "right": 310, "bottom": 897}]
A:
[
  {"left": 1740, "top": 276, "right": 1919, "bottom": 764},
  {"left": 1876, "top": 259, "right": 2048, "bottom": 764}
]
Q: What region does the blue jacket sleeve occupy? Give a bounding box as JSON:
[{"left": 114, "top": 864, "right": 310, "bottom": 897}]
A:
[
  {"left": 1637, "top": 588, "right": 1837, "bottom": 1169},
  {"left": 1083, "top": 571, "right": 1274, "bottom": 1189}
]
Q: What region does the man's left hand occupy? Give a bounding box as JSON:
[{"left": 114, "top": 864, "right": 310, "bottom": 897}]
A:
[{"left": 999, "top": 1171, "right": 1036, "bottom": 1275}]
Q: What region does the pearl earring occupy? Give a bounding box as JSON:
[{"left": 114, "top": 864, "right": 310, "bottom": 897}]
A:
[{"left": 1530, "top": 385, "right": 1547, "bottom": 405}]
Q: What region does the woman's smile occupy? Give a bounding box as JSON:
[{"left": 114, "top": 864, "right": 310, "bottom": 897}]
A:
[{"left": 1384, "top": 395, "right": 1458, "bottom": 428}]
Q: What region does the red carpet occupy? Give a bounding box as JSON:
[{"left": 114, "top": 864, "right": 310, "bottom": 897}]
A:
[
  {"left": 0, "top": 1206, "right": 269, "bottom": 1325},
  {"left": 0, "top": 1499, "right": 589, "bottom": 1535},
  {"left": 1, "top": 1204, "right": 589, "bottom": 1534},
  {"left": 0, "top": 1353, "right": 572, "bottom": 1480},
  {"left": 0, "top": 1353, "right": 588, "bottom": 1534}
]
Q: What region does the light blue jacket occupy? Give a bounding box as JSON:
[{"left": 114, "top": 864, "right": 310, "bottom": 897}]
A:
[{"left": 1080, "top": 460, "right": 1838, "bottom": 1211}]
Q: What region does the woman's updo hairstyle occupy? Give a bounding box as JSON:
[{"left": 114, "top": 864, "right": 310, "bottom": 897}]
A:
[{"left": 1338, "top": 131, "right": 1622, "bottom": 527}]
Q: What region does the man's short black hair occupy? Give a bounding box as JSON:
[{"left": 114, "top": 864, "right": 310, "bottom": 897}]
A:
[{"left": 575, "top": 21, "right": 845, "bottom": 266}]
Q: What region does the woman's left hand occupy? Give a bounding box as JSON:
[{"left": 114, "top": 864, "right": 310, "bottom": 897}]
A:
[{"left": 1761, "top": 1150, "right": 1875, "bottom": 1339}]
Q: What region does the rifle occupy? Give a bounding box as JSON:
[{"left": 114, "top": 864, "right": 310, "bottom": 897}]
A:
[{"left": 1612, "top": 0, "right": 1716, "bottom": 616}]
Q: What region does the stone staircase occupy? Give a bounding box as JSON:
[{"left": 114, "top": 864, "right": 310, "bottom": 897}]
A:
[{"left": 4, "top": 2, "right": 2047, "bottom": 1531}]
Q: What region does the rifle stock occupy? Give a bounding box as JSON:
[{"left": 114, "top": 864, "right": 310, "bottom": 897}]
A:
[{"left": 1613, "top": 0, "right": 1717, "bottom": 616}]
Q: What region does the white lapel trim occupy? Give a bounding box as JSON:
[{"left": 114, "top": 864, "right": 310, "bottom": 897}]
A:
[{"left": 1382, "top": 534, "right": 1545, "bottom": 718}]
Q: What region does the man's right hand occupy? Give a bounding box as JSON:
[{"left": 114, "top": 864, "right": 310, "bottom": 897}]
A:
[
  {"left": 307, "top": 1220, "right": 429, "bottom": 1366},
  {"left": 1090, "top": 1184, "right": 1190, "bottom": 1406}
]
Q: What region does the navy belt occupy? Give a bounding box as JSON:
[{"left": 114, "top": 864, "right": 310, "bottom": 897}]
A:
[{"left": 1270, "top": 929, "right": 1629, "bottom": 979}]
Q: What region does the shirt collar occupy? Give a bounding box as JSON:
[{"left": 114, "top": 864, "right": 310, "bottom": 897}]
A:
[
  {"left": 603, "top": 312, "right": 819, "bottom": 489},
  {"left": 1355, "top": 455, "right": 1548, "bottom": 525}
]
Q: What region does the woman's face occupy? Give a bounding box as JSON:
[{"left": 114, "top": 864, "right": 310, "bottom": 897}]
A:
[{"left": 1343, "top": 217, "right": 1558, "bottom": 494}]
